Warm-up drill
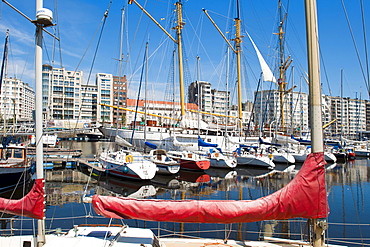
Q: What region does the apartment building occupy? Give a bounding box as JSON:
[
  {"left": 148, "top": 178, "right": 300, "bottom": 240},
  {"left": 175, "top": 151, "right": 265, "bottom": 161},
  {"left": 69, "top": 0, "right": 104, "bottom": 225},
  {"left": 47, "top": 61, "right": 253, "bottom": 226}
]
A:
[
  {"left": 96, "top": 73, "right": 114, "bottom": 123},
  {"left": 80, "top": 84, "right": 98, "bottom": 121},
  {"left": 112, "top": 75, "right": 127, "bottom": 127},
  {"left": 42, "top": 64, "right": 83, "bottom": 120},
  {"left": 188, "top": 81, "right": 212, "bottom": 122},
  {"left": 253, "top": 90, "right": 309, "bottom": 132},
  {"left": 324, "top": 95, "right": 366, "bottom": 138},
  {"left": 0, "top": 77, "right": 35, "bottom": 121}
]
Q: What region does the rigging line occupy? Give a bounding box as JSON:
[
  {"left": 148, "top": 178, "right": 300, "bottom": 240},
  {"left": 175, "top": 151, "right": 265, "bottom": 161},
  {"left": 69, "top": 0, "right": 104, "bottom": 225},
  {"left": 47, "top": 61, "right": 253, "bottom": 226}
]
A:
[
  {"left": 73, "top": 2, "right": 111, "bottom": 135},
  {"left": 246, "top": 74, "right": 262, "bottom": 137},
  {"left": 42, "top": 38, "right": 52, "bottom": 66},
  {"left": 131, "top": 42, "right": 148, "bottom": 144},
  {"left": 318, "top": 47, "right": 332, "bottom": 96},
  {"left": 54, "top": 0, "right": 63, "bottom": 68},
  {"left": 205, "top": 9, "right": 234, "bottom": 21},
  {"left": 72, "top": 2, "right": 111, "bottom": 76},
  {"left": 360, "top": 0, "right": 370, "bottom": 92},
  {"left": 340, "top": 0, "right": 370, "bottom": 95},
  {"left": 84, "top": 2, "right": 111, "bottom": 86}
]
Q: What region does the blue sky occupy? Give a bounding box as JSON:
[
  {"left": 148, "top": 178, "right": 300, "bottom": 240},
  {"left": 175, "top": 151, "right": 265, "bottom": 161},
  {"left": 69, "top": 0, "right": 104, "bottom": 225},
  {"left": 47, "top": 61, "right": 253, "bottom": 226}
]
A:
[{"left": 0, "top": 0, "right": 369, "bottom": 104}]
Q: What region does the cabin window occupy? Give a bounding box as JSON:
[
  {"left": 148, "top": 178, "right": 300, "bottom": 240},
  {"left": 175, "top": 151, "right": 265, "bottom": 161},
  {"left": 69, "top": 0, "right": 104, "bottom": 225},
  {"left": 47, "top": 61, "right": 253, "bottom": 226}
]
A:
[
  {"left": 14, "top": 149, "right": 23, "bottom": 158},
  {"left": 6, "top": 149, "right": 12, "bottom": 159}
]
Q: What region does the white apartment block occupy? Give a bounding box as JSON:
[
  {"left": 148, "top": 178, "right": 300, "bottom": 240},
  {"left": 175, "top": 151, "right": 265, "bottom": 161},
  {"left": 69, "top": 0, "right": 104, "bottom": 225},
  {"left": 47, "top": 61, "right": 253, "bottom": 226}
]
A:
[
  {"left": 42, "top": 64, "right": 83, "bottom": 120},
  {"left": 323, "top": 95, "right": 366, "bottom": 138},
  {"left": 0, "top": 77, "right": 35, "bottom": 121},
  {"left": 96, "top": 73, "right": 114, "bottom": 123},
  {"left": 80, "top": 84, "right": 98, "bottom": 121},
  {"left": 211, "top": 89, "right": 229, "bottom": 123},
  {"left": 254, "top": 90, "right": 309, "bottom": 132},
  {"left": 188, "top": 81, "right": 212, "bottom": 122}
]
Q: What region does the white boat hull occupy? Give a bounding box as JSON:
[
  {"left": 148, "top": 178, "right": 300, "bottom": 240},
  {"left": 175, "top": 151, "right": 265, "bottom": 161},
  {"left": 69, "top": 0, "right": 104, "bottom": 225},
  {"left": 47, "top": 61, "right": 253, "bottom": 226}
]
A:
[
  {"left": 100, "top": 151, "right": 157, "bottom": 180},
  {"left": 156, "top": 163, "right": 181, "bottom": 175},
  {"left": 236, "top": 154, "right": 275, "bottom": 169}
]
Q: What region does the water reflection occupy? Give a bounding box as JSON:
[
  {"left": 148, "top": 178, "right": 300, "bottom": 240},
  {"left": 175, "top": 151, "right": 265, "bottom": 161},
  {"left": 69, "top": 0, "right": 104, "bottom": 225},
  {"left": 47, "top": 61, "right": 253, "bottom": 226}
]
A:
[{"left": 1, "top": 141, "right": 370, "bottom": 245}]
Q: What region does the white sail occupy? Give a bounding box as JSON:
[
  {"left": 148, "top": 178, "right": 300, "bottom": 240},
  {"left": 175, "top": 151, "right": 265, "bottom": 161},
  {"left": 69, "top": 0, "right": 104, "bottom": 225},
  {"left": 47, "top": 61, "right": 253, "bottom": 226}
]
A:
[
  {"left": 246, "top": 32, "right": 277, "bottom": 83},
  {"left": 115, "top": 135, "right": 134, "bottom": 148}
]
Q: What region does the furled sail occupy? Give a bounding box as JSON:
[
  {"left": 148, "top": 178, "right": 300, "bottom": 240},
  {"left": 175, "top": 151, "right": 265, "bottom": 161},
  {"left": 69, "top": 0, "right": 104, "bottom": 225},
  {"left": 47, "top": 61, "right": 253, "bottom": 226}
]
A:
[
  {"left": 173, "top": 135, "right": 194, "bottom": 147},
  {"left": 247, "top": 32, "right": 277, "bottom": 83},
  {"left": 0, "top": 179, "right": 44, "bottom": 219},
  {"left": 92, "top": 152, "right": 328, "bottom": 223},
  {"left": 198, "top": 136, "right": 218, "bottom": 147},
  {"left": 145, "top": 141, "right": 157, "bottom": 149}
]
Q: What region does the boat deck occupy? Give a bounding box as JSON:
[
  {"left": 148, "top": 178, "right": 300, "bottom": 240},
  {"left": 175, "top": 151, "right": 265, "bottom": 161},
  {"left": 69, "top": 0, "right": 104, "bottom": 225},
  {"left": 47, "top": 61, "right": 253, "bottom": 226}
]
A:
[
  {"left": 159, "top": 237, "right": 347, "bottom": 247},
  {"left": 159, "top": 238, "right": 284, "bottom": 247}
]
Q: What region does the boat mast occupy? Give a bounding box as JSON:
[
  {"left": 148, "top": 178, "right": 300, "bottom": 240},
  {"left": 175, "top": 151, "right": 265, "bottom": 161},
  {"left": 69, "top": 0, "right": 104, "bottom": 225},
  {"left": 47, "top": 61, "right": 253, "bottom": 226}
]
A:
[
  {"left": 144, "top": 42, "right": 148, "bottom": 150},
  {"left": 203, "top": 0, "right": 243, "bottom": 132},
  {"left": 234, "top": 0, "right": 243, "bottom": 132},
  {"left": 175, "top": 1, "right": 186, "bottom": 117},
  {"left": 340, "top": 69, "right": 343, "bottom": 144},
  {"left": 128, "top": 0, "right": 186, "bottom": 117},
  {"left": 196, "top": 56, "right": 201, "bottom": 143},
  {"left": 304, "top": 0, "right": 326, "bottom": 246},
  {"left": 0, "top": 30, "right": 9, "bottom": 138},
  {"left": 276, "top": 0, "right": 292, "bottom": 129},
  {"left": 115, "top": 8, "right": 125, "bottom": 140}
]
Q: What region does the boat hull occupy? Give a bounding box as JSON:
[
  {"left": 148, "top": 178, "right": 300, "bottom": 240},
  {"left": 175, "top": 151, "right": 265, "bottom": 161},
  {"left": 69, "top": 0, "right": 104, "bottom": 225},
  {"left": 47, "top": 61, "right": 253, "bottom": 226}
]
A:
[
  {"left": 155, "top": 163, "right": 181, "bottom": 175},
  {"left": 99, "top": 151, "right": 157, "bottom": 180},
  {"left": 179, "top": 159, "right": 210, "bottom": 171},
  {"left": 236, "top": 155, "right": 275, "bottom": 169}
]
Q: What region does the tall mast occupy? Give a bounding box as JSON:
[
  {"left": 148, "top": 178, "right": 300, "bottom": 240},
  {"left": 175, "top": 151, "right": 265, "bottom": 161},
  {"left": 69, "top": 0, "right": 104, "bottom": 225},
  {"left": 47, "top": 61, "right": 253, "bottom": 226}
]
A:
[
  {"left": 115, "top": 8, "right": 125, "bottom": 139},
  {"left": 196, "top": 56, "right": 201, "bottom": 143},
  {"left": 276, "top": 0, "right": 292, "bottom": 129},
  {"left": 35, "top": 0, "right": 45, "bottom": 245},
  {"left": 203, "top": 0, "right": 243, "bottom": 132},
  {"left": 235, "top": 0, "right": 243, "bottom": 131},
  {"left": 340, "top": 69, "right": 343, "bottom": 143},
  {"left": 0, "top": 30, "right": 9, "bottom": 138},
  {"left": 234, "top": 17, "right": 243, "bottom": 132},
  {"left": 304, "top": 0, "right": 326, "bottom": 245},
  {"left": 175, "top": 1, "right": 186, "bottom": 117},
  {"left": 128, "top": 0, "right": 186, "bottom": 117}
]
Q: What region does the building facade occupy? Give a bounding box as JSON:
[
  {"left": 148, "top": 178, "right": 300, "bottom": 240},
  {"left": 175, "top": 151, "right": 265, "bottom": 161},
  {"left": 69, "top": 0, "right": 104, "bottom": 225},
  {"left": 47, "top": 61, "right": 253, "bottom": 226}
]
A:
[
  {"left": 112, "top": 75, "right": 127, "bottom": 127},
  {"left": 0, "top": 77, "right": 35, "bottom": 121},
  {"left": 96, "top": 73, "right": 114, "bottom": 123},
  {"left": 188, "top": 81, "right": 212, "bottom": 122},
  {"left": 324, "top": 95, "right": 366, "bottom": 139},
  {"left": 254, "top": 90, "right": 309, "bottom": 134},
  {"left": 80, "top": 84, "right": 98, "bottom": 121},
  {"left": 42, "top": 64, "right": 83, "bottom": 120}
]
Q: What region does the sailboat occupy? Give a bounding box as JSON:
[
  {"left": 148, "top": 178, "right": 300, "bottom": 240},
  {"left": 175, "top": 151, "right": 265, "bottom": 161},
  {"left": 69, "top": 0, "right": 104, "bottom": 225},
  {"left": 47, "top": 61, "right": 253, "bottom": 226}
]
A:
[
  {"left": 0, "top": 136, "right": 33, "bottom": 193},
  {"left": 98, "top": 0, "right": 259, "bottom": 154},
  {"left": 0, "top": 31, "right": 33, "bottom": 193},
  {"left": 88, "top": 0, "right": 329, "bottom": 245}
]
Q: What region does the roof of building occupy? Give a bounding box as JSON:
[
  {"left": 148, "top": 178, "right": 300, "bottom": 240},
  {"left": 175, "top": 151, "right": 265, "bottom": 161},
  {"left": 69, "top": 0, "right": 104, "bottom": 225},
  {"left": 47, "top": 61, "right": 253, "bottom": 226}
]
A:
[{"left": 126, "top": 99, "right": 198, "bottom": 110}]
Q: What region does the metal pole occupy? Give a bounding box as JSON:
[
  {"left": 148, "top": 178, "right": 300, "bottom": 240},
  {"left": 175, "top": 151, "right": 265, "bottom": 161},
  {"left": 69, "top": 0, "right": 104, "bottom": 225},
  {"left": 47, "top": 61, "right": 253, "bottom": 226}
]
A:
[
  {"left": 35, "top": 0, "right": 45, "bottom": 245},
  {"left": 304, "top": 0, "right": 326, "bottom": 246}
]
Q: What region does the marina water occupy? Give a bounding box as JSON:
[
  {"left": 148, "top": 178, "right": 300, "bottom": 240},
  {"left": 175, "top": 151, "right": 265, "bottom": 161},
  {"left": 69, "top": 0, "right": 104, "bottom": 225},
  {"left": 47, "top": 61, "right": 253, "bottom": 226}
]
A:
[{"left": 4, "top": 141, "right": 369, "bottom": 246}]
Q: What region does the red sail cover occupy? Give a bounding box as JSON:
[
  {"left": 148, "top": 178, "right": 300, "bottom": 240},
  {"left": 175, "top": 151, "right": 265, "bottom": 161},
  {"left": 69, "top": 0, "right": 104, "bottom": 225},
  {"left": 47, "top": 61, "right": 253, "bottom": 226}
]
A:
[
  {"left": 92, "top": 152, "right": 328, "bottom": 223},
  {"left": 0, "top": 179, "right": 44, "bottom": 219}
]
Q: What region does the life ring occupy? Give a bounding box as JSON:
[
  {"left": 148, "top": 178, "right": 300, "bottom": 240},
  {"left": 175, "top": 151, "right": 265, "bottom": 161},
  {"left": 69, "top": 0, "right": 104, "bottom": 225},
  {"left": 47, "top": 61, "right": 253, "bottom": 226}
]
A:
[
  {"left": 126, "top": 155, "right": 134, "bottom": 163},
  {"left": 215, "top": 153, "right": 219, "bottom": 158},
  {"left": 232, "top": 152, "right": 238, "bottom": 157}
]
